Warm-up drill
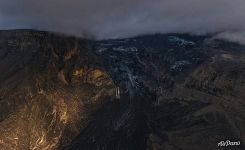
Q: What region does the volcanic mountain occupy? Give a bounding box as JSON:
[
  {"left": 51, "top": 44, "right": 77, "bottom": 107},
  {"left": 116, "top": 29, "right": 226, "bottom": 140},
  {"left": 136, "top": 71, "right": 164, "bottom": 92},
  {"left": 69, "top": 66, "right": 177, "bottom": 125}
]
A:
[{"left": 0, "top": 30, "right": 244, "bottom": 150}]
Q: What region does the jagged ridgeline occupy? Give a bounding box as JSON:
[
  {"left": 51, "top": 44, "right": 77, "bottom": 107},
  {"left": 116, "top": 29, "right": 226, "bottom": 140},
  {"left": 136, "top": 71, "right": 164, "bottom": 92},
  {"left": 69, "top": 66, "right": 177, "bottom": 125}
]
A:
[{"left": 0, "top": 30, "right": 245, "bottom": 150}]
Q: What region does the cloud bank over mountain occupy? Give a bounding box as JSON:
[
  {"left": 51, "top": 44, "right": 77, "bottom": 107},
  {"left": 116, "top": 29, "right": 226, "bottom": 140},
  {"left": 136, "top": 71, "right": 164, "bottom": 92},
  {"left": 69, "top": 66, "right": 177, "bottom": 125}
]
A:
[{"left": 1, "top": 0, "right": 245, "bottom": 42}]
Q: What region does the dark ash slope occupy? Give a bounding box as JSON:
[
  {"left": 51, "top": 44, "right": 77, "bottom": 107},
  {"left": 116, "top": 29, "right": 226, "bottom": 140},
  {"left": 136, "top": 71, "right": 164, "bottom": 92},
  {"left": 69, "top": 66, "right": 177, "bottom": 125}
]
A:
[{"left": 0, "top": 30, "right": 244, "bottom": 150}]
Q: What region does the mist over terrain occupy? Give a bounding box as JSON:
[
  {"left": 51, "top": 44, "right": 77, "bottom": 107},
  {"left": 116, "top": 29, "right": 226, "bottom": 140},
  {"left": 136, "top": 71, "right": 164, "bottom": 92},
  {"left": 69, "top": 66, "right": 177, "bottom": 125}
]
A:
[
  {"left": 0, "top": 0, "right": 245, "bottom": 41},
  {"left": 1, "top": 1, "right": 245, "bottom": 150}
]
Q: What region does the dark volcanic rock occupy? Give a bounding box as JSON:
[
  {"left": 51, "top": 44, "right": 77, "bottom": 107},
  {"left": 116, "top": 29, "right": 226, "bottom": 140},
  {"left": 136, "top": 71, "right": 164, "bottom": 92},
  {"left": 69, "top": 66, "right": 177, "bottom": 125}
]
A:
[{"left": 0, "top": 30, "right": 244, "bottom": 150}]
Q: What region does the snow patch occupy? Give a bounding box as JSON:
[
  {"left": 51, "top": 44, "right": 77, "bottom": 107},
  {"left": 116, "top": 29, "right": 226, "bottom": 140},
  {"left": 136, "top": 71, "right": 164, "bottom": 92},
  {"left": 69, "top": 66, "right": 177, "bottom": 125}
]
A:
[
  {"left": 112, "top": 47, "right": 138, "bottom": 52},
  {"left": 171, "top": 60, "right": 191, "bottom": 71},
  {"left": 169, "top": 36, "right": 195, "bottom": 46}
]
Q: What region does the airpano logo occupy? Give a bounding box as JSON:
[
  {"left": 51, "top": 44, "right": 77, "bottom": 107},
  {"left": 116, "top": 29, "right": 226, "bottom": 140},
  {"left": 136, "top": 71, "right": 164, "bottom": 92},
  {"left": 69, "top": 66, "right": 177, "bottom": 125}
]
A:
[{"left": 218, "top": 140, "right": 240, "bottom": 147}]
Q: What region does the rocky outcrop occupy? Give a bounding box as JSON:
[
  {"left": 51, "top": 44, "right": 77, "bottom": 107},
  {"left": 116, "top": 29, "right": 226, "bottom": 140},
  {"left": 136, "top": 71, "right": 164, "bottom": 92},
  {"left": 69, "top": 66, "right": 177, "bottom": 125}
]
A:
[
  {"left": 0, "top": 30, "right": 116, "bottom": 150},
  {"left": 0, "top": 30, "right": 245, "bottom": 150}
]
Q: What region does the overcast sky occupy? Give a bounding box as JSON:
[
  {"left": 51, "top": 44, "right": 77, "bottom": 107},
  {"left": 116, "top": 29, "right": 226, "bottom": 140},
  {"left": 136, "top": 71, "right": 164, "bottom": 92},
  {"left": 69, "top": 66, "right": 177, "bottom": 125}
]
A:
[{"left": 0, "top": 0, "right": 245, "bottom": 43}]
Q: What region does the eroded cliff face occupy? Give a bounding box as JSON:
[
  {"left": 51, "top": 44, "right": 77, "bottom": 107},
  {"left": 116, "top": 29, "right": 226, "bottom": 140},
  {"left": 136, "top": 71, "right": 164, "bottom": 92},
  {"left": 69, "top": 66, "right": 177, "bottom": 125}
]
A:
[
  {"left": 0, "top": 30, "right": 245, "bottom": 150},
  {"left": 0, "top": 30, "right": 116, "bottom": 150}
]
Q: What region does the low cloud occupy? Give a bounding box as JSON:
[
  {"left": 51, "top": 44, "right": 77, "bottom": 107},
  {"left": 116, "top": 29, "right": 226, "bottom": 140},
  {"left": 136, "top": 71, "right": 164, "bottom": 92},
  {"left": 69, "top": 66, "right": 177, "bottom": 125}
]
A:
[{"left": 1, "top": 0, "right": 245, "bottom": 42}]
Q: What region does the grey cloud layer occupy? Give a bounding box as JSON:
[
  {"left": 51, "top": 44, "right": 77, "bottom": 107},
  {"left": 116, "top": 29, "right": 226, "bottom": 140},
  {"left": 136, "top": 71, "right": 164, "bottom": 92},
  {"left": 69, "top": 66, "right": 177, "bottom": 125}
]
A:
[{"left": 1, "top": 0, "right": 245, "bottom": 42}]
